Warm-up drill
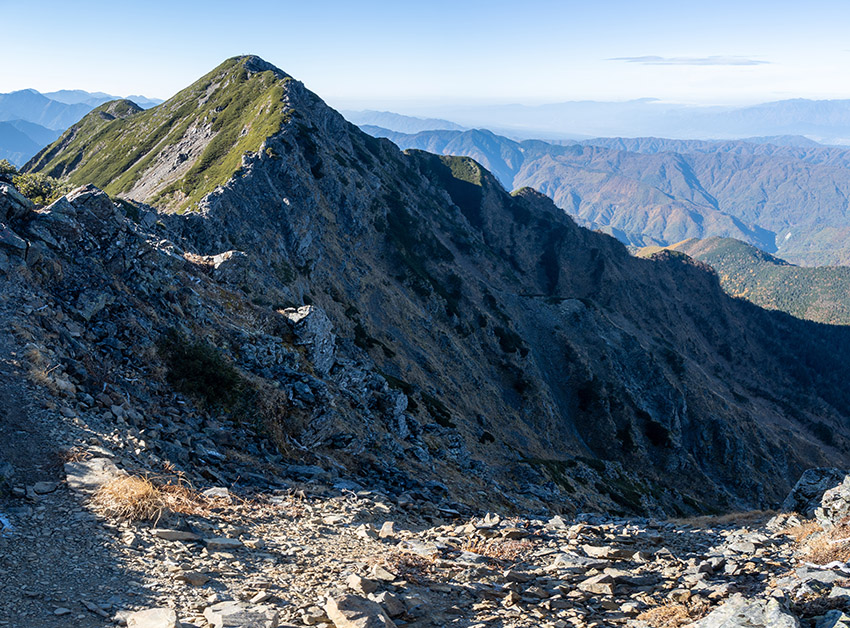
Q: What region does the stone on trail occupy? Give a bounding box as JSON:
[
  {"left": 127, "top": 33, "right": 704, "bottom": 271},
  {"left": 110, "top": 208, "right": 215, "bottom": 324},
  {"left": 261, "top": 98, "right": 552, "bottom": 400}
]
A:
[
  {"left": 204, "top": 536, "right": 244, "bottom": 550},
  {"left": 64, "top": 457, "right": 123, "bottom": 493},
  {"left": 152, "top": 528, "right": 201, "bottom": 541},
  {"left": 346, "top": 573, "right": 378, "bottom": 595},
  {"left": 324, "top": 594, "right": 396, "bottom": 628},
  {"left": 126, "top": 607, "right": 178, "bottom": 628},
  {"left": 203, "top": 601, "right": 279, "bottom": 628}
]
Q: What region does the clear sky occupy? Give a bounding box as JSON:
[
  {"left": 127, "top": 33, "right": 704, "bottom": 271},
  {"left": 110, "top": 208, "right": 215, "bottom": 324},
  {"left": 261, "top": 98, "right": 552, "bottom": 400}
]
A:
[{"left": 2, "top": 0, "right": 849, "bottom": 109}]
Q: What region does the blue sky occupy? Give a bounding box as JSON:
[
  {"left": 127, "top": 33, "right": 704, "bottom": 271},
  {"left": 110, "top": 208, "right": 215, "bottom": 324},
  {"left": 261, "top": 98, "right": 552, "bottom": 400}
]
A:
[{"left": 3, "top": 0, "right": 850, "bottom": 109}]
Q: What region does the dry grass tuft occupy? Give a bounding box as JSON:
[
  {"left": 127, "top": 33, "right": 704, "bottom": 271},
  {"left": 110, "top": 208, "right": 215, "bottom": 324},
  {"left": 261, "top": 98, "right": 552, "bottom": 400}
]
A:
[
  {"left": 93, "top": 476, "right": 166, "bottom": 522},
  {"left": 57, "top": 446, "right": 92, "bottom": 464},
  {"left": 785, "top": 517, "right": 850, "bottom": 565},
  {"left": 791, "top": 593, "right": 850, "bottom": 619},
  {"left": 23, "top": 345, "right": 59, "bottom": 392},
  {"left": 92, "top": 474, "right": 206, "bottom": 523},
  {"left": 782, "top": 519, "right": 822, "bottom": 544},
  {"left": 669, "top": 510, "right": 775, "bottom": 528},
  {"left": 635, "top": 603, "right": 691, "bottom": 628},
  {"left": 370, "top": 551, "right": 436, "bottom": 584},
  {"left": 800, "top": 528, "right": 850, "bottom": 565},
  {"left": 636, "top": 598, "right": 711, "bottom": 628},
  {"left": 461, "top": 537, "right": 535, "bottom": 563}
]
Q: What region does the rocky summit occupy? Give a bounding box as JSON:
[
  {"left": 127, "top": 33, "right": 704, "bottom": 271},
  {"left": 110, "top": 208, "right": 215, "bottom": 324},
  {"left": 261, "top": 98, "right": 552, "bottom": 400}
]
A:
[{"left": 2, "top": 54, "right": 850, "bottom": 626}]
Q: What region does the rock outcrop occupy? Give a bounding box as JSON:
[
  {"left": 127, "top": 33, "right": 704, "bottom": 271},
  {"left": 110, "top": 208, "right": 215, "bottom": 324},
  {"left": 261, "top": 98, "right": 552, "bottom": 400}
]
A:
[
  {"left": 817, "top": 475, "right": 850, "bottom": 529},
  {"left": 782, "top": 468, "right": 846, "bottom": 518}
]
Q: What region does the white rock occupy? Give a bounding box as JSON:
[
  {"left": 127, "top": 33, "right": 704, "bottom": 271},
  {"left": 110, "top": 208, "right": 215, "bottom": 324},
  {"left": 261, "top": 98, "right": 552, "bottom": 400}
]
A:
[{"left": 126, "top": 607, "right": 178, "bottom": 628}]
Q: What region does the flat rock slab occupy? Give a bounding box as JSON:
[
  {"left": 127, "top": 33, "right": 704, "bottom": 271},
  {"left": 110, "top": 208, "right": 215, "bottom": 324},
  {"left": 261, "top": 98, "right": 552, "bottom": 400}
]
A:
[
  {"left": 325, "top": 594, "right": 397, "bottom": 628},
  {"left": 204, "top": 537, "right": 243, "bottom": 550},
  {"left": 203, "top": 601, "right": 279, "bottom": 628},
  {"left": 153, "top": 529, "right": 201, "bottom": 541},
  {"left": 126, "top": 607, "right": 178, "bottom": 628},
  {"left": 64, "top": 457, "right": 123, "bottom": 493}
]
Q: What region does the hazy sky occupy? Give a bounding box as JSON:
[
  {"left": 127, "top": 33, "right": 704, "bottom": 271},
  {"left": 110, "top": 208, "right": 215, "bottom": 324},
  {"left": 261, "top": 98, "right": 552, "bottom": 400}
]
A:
[{"left": 2, "top": 0, "right": 849, "bottom": 110}]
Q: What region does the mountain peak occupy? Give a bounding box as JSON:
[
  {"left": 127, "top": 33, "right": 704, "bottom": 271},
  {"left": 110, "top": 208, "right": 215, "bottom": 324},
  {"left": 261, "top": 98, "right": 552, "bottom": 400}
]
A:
[
  {"left": 232, "top": 54, "right": 291, "bottom": 78},
  {"left": 23, "top": 55, "right": 312, "bottom": 211}
]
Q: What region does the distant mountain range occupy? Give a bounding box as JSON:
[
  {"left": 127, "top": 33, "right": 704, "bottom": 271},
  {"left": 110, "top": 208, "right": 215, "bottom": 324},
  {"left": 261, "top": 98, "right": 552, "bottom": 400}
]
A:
[
  {"left": 349, "top": 98, "right": 850, "bottom": 144},
  {"left": 0, "top": 120, "right": 61, "bottom": 166},
  {"left": 368, "top": 126, "right": 850, "bottom": 266},
  {"left": 0, "top": 89, "right": 162, "bottom": 165},
  {"left": 638, "top": 238, "right": 850, "bottom": 325},
  {"left": 342, "top": 110, "right": 465, "bottom": 133}
]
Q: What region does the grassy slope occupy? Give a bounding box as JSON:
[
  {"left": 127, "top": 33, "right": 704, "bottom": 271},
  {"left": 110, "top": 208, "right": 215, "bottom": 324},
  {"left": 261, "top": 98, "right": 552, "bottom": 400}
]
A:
[
  {"left": 639, "top": 237, "right": 850, "bottom": 325},
  {"left": 24, "top": 57, "right": 291, "bottom": 212}
]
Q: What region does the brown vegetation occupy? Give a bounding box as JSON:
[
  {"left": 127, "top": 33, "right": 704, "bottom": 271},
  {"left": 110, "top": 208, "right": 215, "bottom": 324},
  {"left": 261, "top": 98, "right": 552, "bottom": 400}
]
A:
[
  {"left": 635, "top": 598, "right": 711, "bottom": 627},
  {"left": 92, "top": 474, "right": 205, "bottom": 523},
  {"left": 460, "top": 537, "right": 535, "bottom": 564}
]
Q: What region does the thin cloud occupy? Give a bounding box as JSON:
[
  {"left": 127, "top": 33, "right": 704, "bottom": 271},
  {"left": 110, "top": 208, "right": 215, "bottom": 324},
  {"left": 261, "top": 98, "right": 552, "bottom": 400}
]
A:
[{"left": 610, "top": 55, "right": 770, "bottom": 66}]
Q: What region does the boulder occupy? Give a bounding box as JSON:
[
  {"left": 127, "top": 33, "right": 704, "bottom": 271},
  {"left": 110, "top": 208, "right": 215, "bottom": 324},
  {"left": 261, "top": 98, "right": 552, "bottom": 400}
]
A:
[
  {"left": 0, "top": 222, "right": 27, "bottom": 253},
  {"left": 782, "top": 468, "right": 845, "bottom": 517},
  {"left": 688, "top": 595, "right": 798, "bottom": 627},
  {"left": 67, "top": 184, "right": 118, "bottom": 221},
  {"left": 324, "top": 595, "right": 396, "bottom": 628},
  {"left": 817, "top": 475, "right": 850, "bottom": 529},
  {"left": 818, "top": 611, "right": 850, "bottom": 628},
  {"left": 0, "top": 182, "right": 33, "bottom": 222},
  {"left": 210, "top": 250, "right": 251, "bottom": 284},
  {"left": 282, "top": 305, "right": 336, "bottom": 376}
]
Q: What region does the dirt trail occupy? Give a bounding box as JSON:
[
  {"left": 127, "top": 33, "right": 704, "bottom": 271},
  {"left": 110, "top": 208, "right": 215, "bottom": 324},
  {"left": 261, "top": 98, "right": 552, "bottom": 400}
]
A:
[{"left": 0, "top": 328, "right": 153, "bottom": 627}]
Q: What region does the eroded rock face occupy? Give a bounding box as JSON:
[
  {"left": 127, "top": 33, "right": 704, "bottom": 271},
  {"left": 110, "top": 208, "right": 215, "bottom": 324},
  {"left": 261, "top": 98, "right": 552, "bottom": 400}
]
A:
[
  {"left": 209, "top": 250, "right": 250, "bottom": 284},
  {"left": 282, "top": 305, "right": 336, "bottom": 376},
  {"left": 782, "top": 468, "right": 846, "bottom": 517},
  {"left": 817, "top": 475, "right": 850, "bottom": 529},
  {"left": 203, "top": 601, "right": 279, "bottom": 628},
  {"left": 13, "top": 55, "right": 850, "bottom": 516}
]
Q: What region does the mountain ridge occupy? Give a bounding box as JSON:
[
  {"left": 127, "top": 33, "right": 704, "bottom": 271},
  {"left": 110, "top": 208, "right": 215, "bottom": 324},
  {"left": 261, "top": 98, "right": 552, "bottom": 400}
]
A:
[
  {"left": 370, "top": 126, "right": 850, "bottom": 265},
  {"left": 18, "top": 55, "right": 850, "bottom": 517}
]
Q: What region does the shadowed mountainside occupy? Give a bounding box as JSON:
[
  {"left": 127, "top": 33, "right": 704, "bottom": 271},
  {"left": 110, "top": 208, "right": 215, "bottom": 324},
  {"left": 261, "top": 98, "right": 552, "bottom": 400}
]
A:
[{"left": 21, "top": 55, "right": 850, "bottom": 516}]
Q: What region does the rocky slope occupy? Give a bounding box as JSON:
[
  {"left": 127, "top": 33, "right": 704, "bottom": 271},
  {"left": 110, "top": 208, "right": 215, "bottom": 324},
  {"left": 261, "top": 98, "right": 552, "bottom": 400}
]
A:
[
  {"left": 3, "top": 358, "right": 850, "bottom": 628},
  {"left": 637, "top": 238, "right": 850, "bottom": 325},
  {"left": 14, "top": 55, "right": 850, "bottom": 521},
  {"left": 369, "top": 127, "right": 850, "bottom": 266}
]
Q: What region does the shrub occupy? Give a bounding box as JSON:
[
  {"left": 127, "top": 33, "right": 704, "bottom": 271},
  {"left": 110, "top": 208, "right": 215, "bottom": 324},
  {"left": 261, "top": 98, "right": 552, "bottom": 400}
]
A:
[
  {"left": 157, "top": 329, "right": 246, "bottom": 408},
  {"left": 12, "top": 173, "right": 70, "bottom": 205},
  {"left": 0, "top": 159, "right": 17, "bottom": 175}
]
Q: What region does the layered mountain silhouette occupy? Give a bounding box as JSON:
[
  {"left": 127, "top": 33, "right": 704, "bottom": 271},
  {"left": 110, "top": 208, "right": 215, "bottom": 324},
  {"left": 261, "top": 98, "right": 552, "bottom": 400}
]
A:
[
  {"left": 369, "top": 127, "right": 850, "bottom": 266},
  {"left": 23, "top": 55, "right": 850, "bottom": 513},
  {"left": 0, "top": 89, "right": 162, "bottom": 165},
  {"left": 360, "top": 98, "right": 850, "bottom": 142}
]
